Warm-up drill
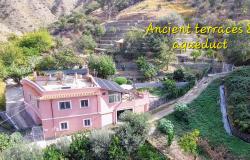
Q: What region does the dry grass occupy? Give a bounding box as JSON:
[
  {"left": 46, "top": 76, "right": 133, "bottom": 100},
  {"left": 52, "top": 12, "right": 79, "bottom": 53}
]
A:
[
  {"left": 117, "top": 0, "right": 195, "bottom": 19},
  {"left": 0, "top": 81, "right": 6, "bottom": 111}
]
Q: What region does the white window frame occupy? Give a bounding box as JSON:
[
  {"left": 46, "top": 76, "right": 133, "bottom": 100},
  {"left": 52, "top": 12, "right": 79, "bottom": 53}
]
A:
[
  {"left": 80, "top": 99, "right": 89, "bottom": 108},
  {"left": 58, "top": 100, "right": 72, "bottom": 110},
  {"left": 59, "top": 121, "right": 69, "bottom": 131},
  {"left": 83, "top": 118, "right": 92, "bottom": 127},
  {"left": 108, "top": 93, "right": 121, "bottom": 103}
]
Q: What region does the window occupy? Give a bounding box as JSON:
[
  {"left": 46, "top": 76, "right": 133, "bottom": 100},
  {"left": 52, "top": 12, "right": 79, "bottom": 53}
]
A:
[
  {"left": 83, "top": 119, "right": 91, "bottom": 127},
  {"left": 60, "top": 122, "right": 68, "bottom": 130},
  {"left": 80, "top": 100, "right": 89, "bottom": 108},
  {"left": 109, "top": 93, "right": 121, "bottom": 103},
  {"left": 59, "top": 101, "right": 71, "bottom": 110}
]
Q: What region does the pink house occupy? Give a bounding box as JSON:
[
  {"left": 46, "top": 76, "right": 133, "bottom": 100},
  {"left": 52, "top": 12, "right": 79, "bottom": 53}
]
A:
[{"left": 21, "top": 70, "right": 149, "bottom": 140}]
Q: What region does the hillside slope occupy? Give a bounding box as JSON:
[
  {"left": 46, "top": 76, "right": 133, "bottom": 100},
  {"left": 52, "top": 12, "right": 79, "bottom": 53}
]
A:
[{"left": 0, "top": 0, "right": 85, "bottom": 41}]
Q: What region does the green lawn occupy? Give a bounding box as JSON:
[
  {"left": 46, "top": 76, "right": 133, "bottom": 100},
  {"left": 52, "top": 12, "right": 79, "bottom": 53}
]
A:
[
  {"left": 0, "top": 81, "right": 6, "bottom": 111},
  {"left": 165, "top": 79, "right": 250, "bottom": 159}
]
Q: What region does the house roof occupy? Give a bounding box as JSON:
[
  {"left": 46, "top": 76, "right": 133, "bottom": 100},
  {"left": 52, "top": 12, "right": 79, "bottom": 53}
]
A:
[{"left": 94, "top": 77, "right": 126, "bottom": 93}]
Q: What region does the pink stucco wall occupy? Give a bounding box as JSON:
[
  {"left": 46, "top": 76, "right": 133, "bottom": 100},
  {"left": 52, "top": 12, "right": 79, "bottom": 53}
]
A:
[{"left": 22, "top": 79, "right": 149, "bottom": 139}]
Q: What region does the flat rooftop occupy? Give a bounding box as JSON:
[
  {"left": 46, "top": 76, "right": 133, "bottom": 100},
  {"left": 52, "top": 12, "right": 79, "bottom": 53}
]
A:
[{"left": 35, "top": 75, "right": 96, "bottom": 91}]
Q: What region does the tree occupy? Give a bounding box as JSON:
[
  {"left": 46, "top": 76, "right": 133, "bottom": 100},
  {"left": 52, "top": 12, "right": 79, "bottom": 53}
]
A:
[
  {"left": 191, "top": 50, "right": 202, "bottom": 62},
  {"left": 7, "top": 64, "right": 31, "bottom": 84},
  {"left": 108, "top": 136, "right": 129, "bottom": 160},
  {"left": 43, "top": 144, "right": 65, "bottom": 160},
  {"left": 18, "top": 30, "right": 54, "bottom": 56},
  {"left": 1, "top": 144, "right": 43, "bottom": 160},
  {"left": 163, "top": 79, "right": 178, "bottom": 98},
  {"left": 36, "top": 49, "right": 83, "bottom": 71},
  {"left": 0, "top": 133, "right": 11, "bottom": 152},
  {"left": 67, "top": 132, "right": 92, "bottom": 160},
  {"left": 136, "top": 57, "right": 157, "bottom": 79},
  {"left": 173, "top": 69, "right": 184, "bottom": 81},
  {"left": 179, "top": 129, "right": 200, "bottom": 154},
  {"left": 224, "top": 20, "right": 250, "bottom": 65},
  {"left": 158, "top": 119, "right": 174, "bottom": 146},
  {"left": 156, "top": 40, "right": 176, "bottom": 71},
  {"left": 77, "top": 34, "right": 97, "bottom": 52},
  {"left": 0, "top": 43, "right": 25, "bottom": 66},
  {"left": 89, "top": 129, "right": 113, "bottom": 160},
  {"left": 117, "top": 111, "right": 149, "bottom": 156},
  {"left": 88, "top": 55, "right": 116, "bottom": 78}
]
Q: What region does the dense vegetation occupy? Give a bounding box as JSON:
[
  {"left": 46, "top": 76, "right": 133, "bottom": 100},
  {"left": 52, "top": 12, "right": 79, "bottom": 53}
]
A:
[
  {"left": 0, "top": 30, "right": 54, "bottom": 83},
  {"left": 165, "top": 77, "right": 250, "bottom": 159},
  {"left": 0, "top": 112, "right": 166, "bottom": 160},
  {"left": 225, "top": 67, "right": 250, "bottom": 134},
  {"left": 88, "top": 55, "right": 116, "bottom": 78}
]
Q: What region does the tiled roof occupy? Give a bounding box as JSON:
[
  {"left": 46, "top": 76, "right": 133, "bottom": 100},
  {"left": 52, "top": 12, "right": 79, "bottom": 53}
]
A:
[{"left": 94, "top": 77, "right": 125, "bottom": 93}]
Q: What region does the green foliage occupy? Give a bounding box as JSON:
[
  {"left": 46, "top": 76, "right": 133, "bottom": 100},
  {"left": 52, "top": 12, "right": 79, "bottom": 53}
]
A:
[
  {"left": 0, "top": 132, "right": 24, "bottom": 152},
  {"left": 117, "top": 111, "right": 149, "bottom": 155},
  {"left": 174, "top": 103, "right": 189, "bottom": 123},
  {"left": 224, "top": 20, "right": 250, "bottom": 65},
  {"left": 191, "top": 50, "right": 202, "bottom": 62},
  {"left": 158, "top": 119, "right": 174, "bottom": 146},
  {"left": 67, "top": 132, "right": 92, "bottom": 160},
  {"left": 1, "top": 144, "right": 43, "bottom": 160},
  {"left": 43, "top": 144, "right": 65, "bottom": 160},
  {"left": 18, "top": 30, "right": 54, "bottom": 56},
  {"left": 163, "top": 79, "right": 178, "bottom": 98},
  {"left": 83, "top": 1, "right": 101, "bottom": 14},
  {"left": 0, "top": 133, "right": 11, "bottom": 151},
  {"left": 36, "top": 49, "right": 83, "bottom": 71},
  {"left": 179, "top": 129, "right": 200, "bottom": 154},
  {"left": 89, "top": 129, "right": 113, "bottom": 160},
  {"left": 173, "top": 69, "right": 184, "bottom": 81},
  {"left": 225, "top": 67, "right": 250, "bottom": 133},
  {"left": 77, "top": 34, "right": 97, "bottom": 51},
  {"left": 114, "top": 77, "right": 128, "bottom": 85},
  {"left": 136, "top": 142, "right": 166, "bottom": 160},
  {"left": 136, "top": 56, "right": 157, "bottom": 79},
  {"left": 108, "top": 136, "right": 129, "bottom": 160},
  {"left": 165, "top": 79, "right": 250, "bottom": 159},
  {"left": 88, "top": 55, "right": 116, "bottom": 78}
]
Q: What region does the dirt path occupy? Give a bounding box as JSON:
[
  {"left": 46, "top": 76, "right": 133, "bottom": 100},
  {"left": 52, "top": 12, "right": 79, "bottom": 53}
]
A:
[{"left": 148, "top": 73, "right": 229, "bottom": 160}]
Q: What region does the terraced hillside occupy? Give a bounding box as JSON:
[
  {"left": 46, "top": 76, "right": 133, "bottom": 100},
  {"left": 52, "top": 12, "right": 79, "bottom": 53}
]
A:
[{"left": 95, "top": 0, "right": 195, "bottom": 52}]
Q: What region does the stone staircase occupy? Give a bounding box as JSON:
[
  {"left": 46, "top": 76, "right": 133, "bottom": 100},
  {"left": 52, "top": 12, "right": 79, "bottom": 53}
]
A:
[{"left": 95, "top": 17, "right": 157, "bottom": 53}]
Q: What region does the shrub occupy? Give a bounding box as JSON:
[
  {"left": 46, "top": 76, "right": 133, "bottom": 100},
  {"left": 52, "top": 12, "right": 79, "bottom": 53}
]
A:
[
  {"left": 88, "top": 55, "right": 116, "bottom": 78},
  {"left": 174, "top": 103, "right": 189, "bottom": 122},
  {"left": 136, "top": 57, "right": 157, "bottom": 79},
  {"left": 18, "top": 30, "right": 54, "bottom": 55},
  {"left": 117, "top": 112, "right": 149, "bottom": 155},
  {"left": 77, "top": 34, "right": 97, "bottom": 51},
  {"left": 179, "top": 129, "right": 200, "bottom": 154},
  {"left": 163, "top": 79, "right": 178, "bottom": 98},
  {"left": 67, "top": 132, "right": 92, "bottom": 160},
  {"left": 108, "top": 136, "right": 129, "bottom": 160},
  {"left": 114, "top": 77, "right": 128, "bottom": 85},
  {"left": 158, "top": 119, "right": 174, "bottom": 146},
  {"left": 1, "top": 144, "right": 43, "bottom": 160},
  {"left": 84, "top": 1, "right": 101, "bottom": 14},
  {"left": 173, "top": 69, "right": 184, "bottom": 81},
  {"left": 136, "top": 142, "right": 166, "bottom": 160},
  {"left": 43, "top": 144, "right": 65, "bottom": 160},
  {"left": 89, "top": 129, "right": 113, "bottom": 160}
]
